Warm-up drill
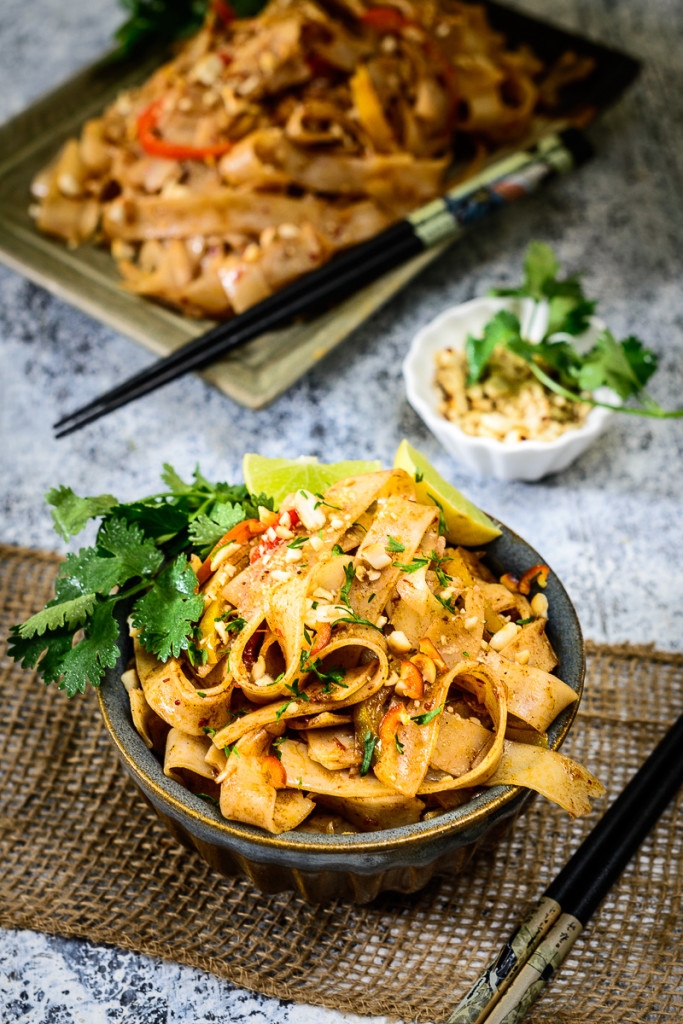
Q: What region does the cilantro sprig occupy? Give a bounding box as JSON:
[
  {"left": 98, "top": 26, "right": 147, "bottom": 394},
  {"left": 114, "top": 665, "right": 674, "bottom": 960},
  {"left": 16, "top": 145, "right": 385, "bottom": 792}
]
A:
[
  {"left": 465, "top": 242, "right": 681, "bottom": 420},
  {"left": 8, "top": 465, "right": 270, "bottom": 696}
]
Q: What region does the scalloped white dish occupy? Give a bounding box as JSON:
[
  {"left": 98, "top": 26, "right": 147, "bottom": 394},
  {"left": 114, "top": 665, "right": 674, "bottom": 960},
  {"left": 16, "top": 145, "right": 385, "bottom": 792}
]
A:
[{"left": 403, "top": 295, "right": 616, "bottom": 482}]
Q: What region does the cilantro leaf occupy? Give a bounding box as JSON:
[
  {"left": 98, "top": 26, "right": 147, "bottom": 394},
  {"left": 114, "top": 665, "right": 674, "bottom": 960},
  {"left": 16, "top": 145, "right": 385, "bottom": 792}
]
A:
[
  {"left": 57, "top": 549, "right": 125, "bottom": 597},
  {"left": 160, "top": 463, "right": 195, "bottom": 495},
  {"left": 576, "top": 330, "right": 658, "bottom": 399},
  {"left": 98, "top": 517, "right": 164, "bottom": 578},
  {"left": 131, "top": 555, "right": 204, "bottom": 660},
  {"left": 17, "top": 593, "right": 97, "bottom": 639},
  {"left": 386, "top": 536, "right": 405, "bottom": 553},
  {"left": 466, "top": 310, "right": 521, "bottom": 384},
  {"left": 188, "top": 502, "right": 245, "bottom": 549},
  {"left": 115, "top": 501, "right": 190, "bottom": 539},
  {"left": 46, "top": 486, "right": 117, "bottom": 541},
  {"left": 7, "top": 626, "right": 74, "bottom": 685},
  {"left": 57, "top": 601, "right": 120, "bottom": 696}
]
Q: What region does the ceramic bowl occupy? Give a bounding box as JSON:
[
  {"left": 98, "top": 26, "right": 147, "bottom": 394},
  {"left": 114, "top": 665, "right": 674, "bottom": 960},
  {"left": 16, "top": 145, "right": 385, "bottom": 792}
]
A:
[
  {"left": 98, "top": 520, "right": 585, "bottom": 904},
  {"left": 403, "top": 296, "right": 615, "bottom": 482}
]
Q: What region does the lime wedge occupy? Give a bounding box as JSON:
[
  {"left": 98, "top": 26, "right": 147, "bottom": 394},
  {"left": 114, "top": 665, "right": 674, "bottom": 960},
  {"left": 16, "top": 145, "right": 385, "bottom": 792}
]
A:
[
  {"left": 394, "top": 440, "right": 501, "bottom": 545},
  {"left": 243, "top": 454, "right": 382, "bottom": 508}
]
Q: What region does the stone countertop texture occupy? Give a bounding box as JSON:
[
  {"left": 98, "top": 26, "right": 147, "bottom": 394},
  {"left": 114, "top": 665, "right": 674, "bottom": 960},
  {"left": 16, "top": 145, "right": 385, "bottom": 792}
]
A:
[{"left": 1, "top": 0, "right": 682, "bottom": 1020}]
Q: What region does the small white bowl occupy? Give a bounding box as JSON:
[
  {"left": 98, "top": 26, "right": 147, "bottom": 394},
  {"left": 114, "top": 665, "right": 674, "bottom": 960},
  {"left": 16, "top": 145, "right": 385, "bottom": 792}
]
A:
[{"left": 403, "top": 296, "right": 616, "bottom": 482}]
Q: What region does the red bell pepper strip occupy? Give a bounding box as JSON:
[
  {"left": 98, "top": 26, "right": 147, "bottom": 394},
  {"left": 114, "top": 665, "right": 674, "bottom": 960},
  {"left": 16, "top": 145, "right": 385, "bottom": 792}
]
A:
[
  {"left": 212, "top": 0, "right": 236, "bottom": 24},
  {"left": 308, "top": 622, "right": 332, "bottom": 660},
  {"left": 399, "top": 660, "right": 424, "bottom": 699},
  {"left": 500, "top": 564, "right": 550, "bottom": 596},
  {"left": 136, "top": 99, "right": 234, "bottom": 161},
  {"left": 379, "top": 702, "right": 407, "bottom": 747}
]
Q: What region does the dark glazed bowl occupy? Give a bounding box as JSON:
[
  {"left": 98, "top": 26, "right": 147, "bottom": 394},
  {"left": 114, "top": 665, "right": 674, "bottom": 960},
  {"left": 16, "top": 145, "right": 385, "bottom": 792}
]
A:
[{"left": 98, "top": 518, "right": 584, "bottom": 904}]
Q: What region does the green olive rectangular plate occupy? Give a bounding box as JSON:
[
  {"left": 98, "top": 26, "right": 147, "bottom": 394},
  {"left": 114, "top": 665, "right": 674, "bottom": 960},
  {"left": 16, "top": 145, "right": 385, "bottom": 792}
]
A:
[{"left": 0, "top": 48, "right": 443, "bottom": 409}]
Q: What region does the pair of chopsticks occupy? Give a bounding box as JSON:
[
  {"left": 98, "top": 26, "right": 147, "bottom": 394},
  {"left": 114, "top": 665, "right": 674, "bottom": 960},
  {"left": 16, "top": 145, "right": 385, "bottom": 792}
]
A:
[
  {"left": 446, "top": 706, "right": 683, "bottom": 1024},
  {"left": 53, "top": 128, "right": 592, "bottom": 437}
]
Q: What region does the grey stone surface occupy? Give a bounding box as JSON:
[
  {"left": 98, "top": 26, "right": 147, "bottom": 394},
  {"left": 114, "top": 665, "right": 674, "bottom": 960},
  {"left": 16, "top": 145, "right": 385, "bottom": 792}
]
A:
[{"left": 0, "top": 0, "right": 681, "bottom": 1020}]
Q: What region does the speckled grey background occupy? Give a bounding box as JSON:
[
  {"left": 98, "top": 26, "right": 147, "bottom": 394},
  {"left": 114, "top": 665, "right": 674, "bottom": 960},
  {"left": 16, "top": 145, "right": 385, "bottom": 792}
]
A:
[{"left": 1, "top": 0, "right": 682, "bottom": 1021}]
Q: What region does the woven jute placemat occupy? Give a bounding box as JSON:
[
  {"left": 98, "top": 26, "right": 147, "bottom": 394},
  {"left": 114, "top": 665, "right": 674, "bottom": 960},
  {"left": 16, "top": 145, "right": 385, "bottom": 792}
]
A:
[{"left": 1, "top": 543, "right": 681, "bottom": 1022}]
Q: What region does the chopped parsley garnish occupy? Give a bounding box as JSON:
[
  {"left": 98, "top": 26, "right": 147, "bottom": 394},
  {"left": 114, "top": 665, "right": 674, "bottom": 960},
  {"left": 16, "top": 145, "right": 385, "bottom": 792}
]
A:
[
  {"left": 393, "top": 557, "right": 430, "bottom": 573},
  {"left": 340, "top": 562, "right": 355, "bottom": 604},
  {"left": 462, "top": 651, "right": 470, "bottom": 658},
  {"left": 386, "top": 536, "right": 405, "bottom": 553},
  {"left": 198, "top": 793, "right": 220, "bottom": 809},
  {"left": 332, "top": 544, "right": 344, "bottom": 555},
  {"left": 272, "top": 737, "right": 286, "bottom": 761},
  {"left": 284, "top": 678, "right": 311, "bottom": 702},
  {"left": 360, "top": 732, "right": 377, "bottom": 776},
  {"left": 395, "top": 734, "right": 405, "bottom": 755},
  {"left": 287, "top": 535, "right": 308, "bottom": 549},
  {"left": 196, "top": 691, "right": 207, "bottom": 698},
  {"left": 415, "top": 470, "right": 424, "bottom": 483},
  {"left": 224, "top": 743, "right": 240, "bottom": 759},
  {"left": 313, "top": 493, "right": 342, "bottom": 511},
  {"left": 517, "top": 617, "right": 535, "bottom": 626},
  {"left": 411, "top": 706, "right": 444, "bottom": 726},
  {"left": 307, "top": 660, "right": 347, "bottom": 693},
  {"left": 435, "top": 593, "right": 457, "bottom": 615},
  {"left": 275, "top": 700, "right": 294, "bottom": 722},
  {"left": 428, "top": 495, "right": 448, "bottom": 537},
  {"left": 201, "top": 726, "right": 216, "bottom": 737},
  {"left": 216, "top": 612, "right": 248, "bottom": 633}
]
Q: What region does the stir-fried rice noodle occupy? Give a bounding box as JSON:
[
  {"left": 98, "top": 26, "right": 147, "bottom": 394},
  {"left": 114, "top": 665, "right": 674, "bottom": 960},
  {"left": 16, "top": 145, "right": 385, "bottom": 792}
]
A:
[
  {"left": 124, "top": 468, "right": 604, "bottom": 833},
  {"left": 31, "top": 0, "right": 593, "bottom": 317}
]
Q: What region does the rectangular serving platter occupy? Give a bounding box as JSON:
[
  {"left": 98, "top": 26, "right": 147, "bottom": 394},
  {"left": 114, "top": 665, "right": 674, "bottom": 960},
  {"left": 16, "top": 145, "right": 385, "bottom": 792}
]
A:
[{"left": 0, "top": 6, "right": 638, "bottom": 409}]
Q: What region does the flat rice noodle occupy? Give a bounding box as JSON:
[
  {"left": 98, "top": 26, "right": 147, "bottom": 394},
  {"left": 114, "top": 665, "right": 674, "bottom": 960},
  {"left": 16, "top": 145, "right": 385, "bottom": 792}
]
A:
[
  {"left": 306, "top": 726, "right": 360, "bottom": 770},
  {"left": 304, "top": 623, "right": 389, "bottom": 689},
  {"left": 480, "top": 649, "right": 577, "bottom": 733},
  {"left": 430, "top": 711, "right": 492, "bottom": 777},
  {"left": 222, "top": 470, "right": 396, "bottom": 617},
  {"left": 238, "top": 563, "right": 388, "bottom": 701},
  {"left": 416, "top": 662, "right": 508, "bottom": 794},
  {"left": 218, "top": 128, "right": 446, "bottom": 206},
  {"left": 424, "top": 586, "right": 486, "bottom": 669},
  {"left": 387, "top": 567, "right": 446, "bottom": 646},
  {"left": 219, "top": 727, "right": 315, "bottom": 834},
  {"left": 485, "top": 739, "right": 605, "bottom": 816},
  {"left": 102, "top": 188, "right": 388, "bottom": 251},
  {"left": 279, "top": 739, "right": 394, "bottom": 798},
  {"left": 212, "top": 660, "right": 384, "bottom": 747},
  {"left": 164, "top": 728, "right": 217, "bottom": 782},
  {"left": 224, "top": 612, "right": 268, "bottom": 693},
  {"left": 349, "top": 495, "right": 437, "bottom": 622},
  {"left": 289, "top": 712, "right": 352, "bottom": 730},
  {"left": 373, "top": 599, "right": 488, "bottom": 798},
  {"left": 316, "top": 793, "right": 425, "bottom": 831},
  {"left": 499, "top": 618, "right": 558, "bottom": 673},
  {"left": 478, "top": 581, "right": 533, "bottom": 619},
  {"left": 129, "top": 686, "right": 165, "bottom": 751},
  {"left": 134, "top": 639, "right": 232, "bottom": 736}
]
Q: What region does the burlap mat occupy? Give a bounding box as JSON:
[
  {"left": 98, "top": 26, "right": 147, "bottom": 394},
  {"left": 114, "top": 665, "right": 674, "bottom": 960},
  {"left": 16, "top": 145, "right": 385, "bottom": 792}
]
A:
[{"left": 1, "top": 543, "right": 681, "bottom": 1022}]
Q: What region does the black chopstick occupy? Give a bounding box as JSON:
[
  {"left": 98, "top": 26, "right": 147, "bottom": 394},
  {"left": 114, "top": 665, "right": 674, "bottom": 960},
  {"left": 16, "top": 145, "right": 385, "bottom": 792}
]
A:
[
  {"left": 54, "top": 128, "right": 592, "bottom": 437},
  {"left": 447, "top": 705, "right": 683, "bottom": 1024}
]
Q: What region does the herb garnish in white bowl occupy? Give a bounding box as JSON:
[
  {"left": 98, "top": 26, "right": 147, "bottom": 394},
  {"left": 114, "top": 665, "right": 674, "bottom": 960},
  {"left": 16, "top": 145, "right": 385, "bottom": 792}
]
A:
[{"left": 404, "top": 243, "right": 681, "bottom": 481}]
